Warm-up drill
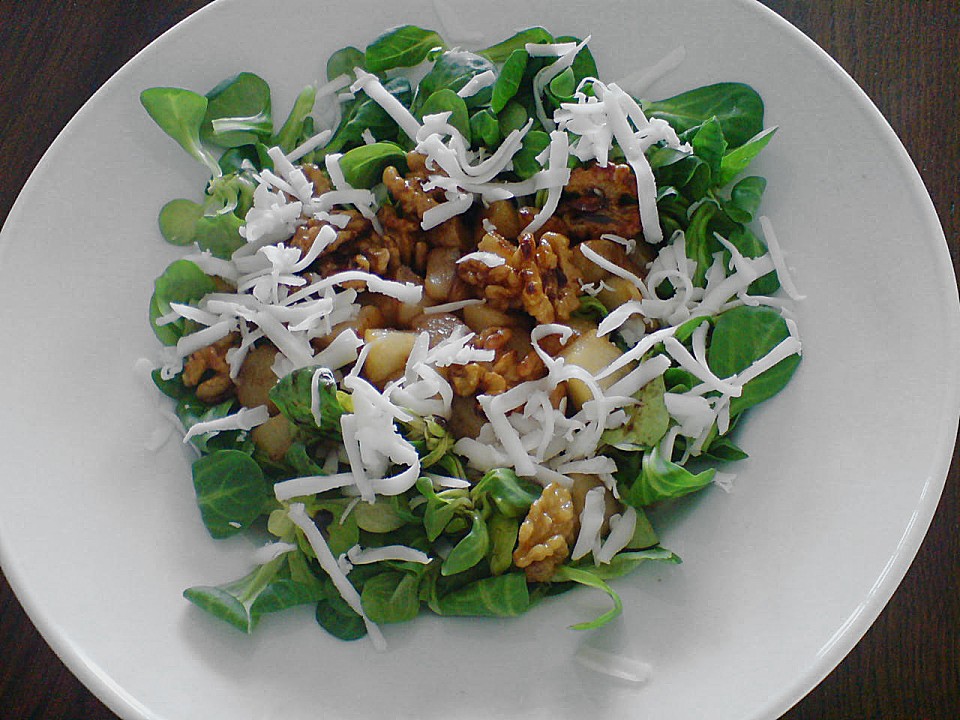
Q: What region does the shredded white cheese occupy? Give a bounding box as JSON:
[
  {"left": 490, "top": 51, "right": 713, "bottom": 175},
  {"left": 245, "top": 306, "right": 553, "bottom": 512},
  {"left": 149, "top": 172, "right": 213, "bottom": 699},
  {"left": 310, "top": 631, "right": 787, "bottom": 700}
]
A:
[
  {"left": 759, "top": 215, "right": 805, "bottom": 301},
  {"left": 350, "top": 69, "right": 422, "bottom": 142},
  {"left": 571, "top": 486, "right": 606, "bottom": 561},
  {"left": 287, "top": 503, "right": 386, "bottom": 650},
  {"left": 456, "top": 69, "right": 496, "bottom": 98},
  {"left": 182, "top": 405, "right": 270, "bottom": 443},
  {"left": 342, "top": 544, "right": 431, "bottom": 567},
  {"left": 251, "top": 541, "right": 297, "bottom": 565},
  {"left": 457, "top": 251, "right": 506, "bottom": 268}
]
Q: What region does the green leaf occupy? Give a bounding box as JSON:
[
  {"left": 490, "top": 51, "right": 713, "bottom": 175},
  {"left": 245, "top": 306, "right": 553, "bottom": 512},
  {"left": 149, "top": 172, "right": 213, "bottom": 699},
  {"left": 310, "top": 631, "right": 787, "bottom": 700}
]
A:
[
  {"left": 477, "top": 27, "right": 553, "bottom": 63},
  {"left": 298, "top": 498, "right": 360, "bottom": 557},
  {"left": 283, "top": 442, "right": 326, "bottom": 476},
  {"left": 183, "top": 586, "right": 252, "bottom": 633},
  {"left": 327, "top": 46, "right": 365, "bottom": 82},
  {"left": 685, "top": 201, "right": 720, "bottom": 286},
  {"left": 662, "top": 367, "right": 701, "bottom": 395},
  {"left": 512, "top": 129, "right": 550, "bottom": 179},
  {"left": 269, "top": 366, "right": 344, "bottom": 439},
  {"left": 249, "top": 578, "right": 325, "bottom": 617},
  {"left": 648, "top": 144, "right": 692, "bottom": 172},
  {"left": 191, "top": 450, "right": 270, "bottom": 538},
  {"left": 717, "top": 127, "right": 777, "bottom": 187},
  {"left": 415, "top": 50, "right": 495, "bottom": 111},
  {"left": 149, "top": 259, "right": 217, "bottom": 346},
  {"left": 361, "top": 571, "right": 422, "bottom": 623},
  {"left": 338, "top": 142, "right": 407, "bottom": 189},
  {"left": 470, "top": 468, "right": 541, "bottom": 518},
  {"left": 491, "top": 49, "right": 528, "bottom": 113},
  {"left": 182, "top": 554, "right": 288, "bottom": 633},
  {"left": 194, "top": 212, "right": 244, "bottom": 258},
  {"left": 403, "top": 415, "right": 455, "bottom": 469},
  {"left": 433, "top": 572, "right": 530, "bottom": 617},
  {"left": 724, "top": 175, "right": 766, "bottom": 224},
  {"left": 326, "top": 77, "right": 413, "bottom": 153},
  {"left": 311, "top": 501, "right": 360, "bottom": 557},
  {"left": 625, "top": 507, "right": 660, "bottom": 550},
  {"left": 497, "top": 99, "right": 529, "bottom": 137},
  {"left": 691, "top": 116, "right": 727, "bottom": 180},
  {"left": 708, "top": 305, "right": 801, "bottom": 415},
  {"left": 555, "top": 34, "right": 598, "bottom": 86},
  {"left": 672, "top": 315, "right": 714, "bottom": 344},
  {"left": 365, "top": 26, "right": 446, "bottom": 73},
  {"left": 353, "top": 498, "right": 407, "bottom": 533},
  {"left": 176, "top": 398, "right": 252, "bottom": 455},
  {"left": 287, "top": 546, "right": 327, "bottom": 592},
  {"left": 469, "top": 109, "right": 501, "bottom": 149},
  {"left": 652, "top": 151, "right": 710, "bottom": 201},
  {"left": 205, "top": 171, "right": 256, "bottom": 217},
  {"left": 273, "top": 85, "right": 317, "bottom": 153},
  {"left": 218, "top": 145, "right": 261, "bottom": 174},
  {"left": 551, "top": 565, "right": 623, "bottom": 630},
  {"left": 643, "top": 82, "right": 764, "bottom": 149},
  {"left": 618, "top": 445, "right": 716, "bottom": 508},
  {"left": 701, "top": 434, "right": 749, "bottom": 462},
  {"left": 487, "top": 513, "right": 519, "bottom": 576},
  {"left": 316, "top": 589, "right": 367, "bottom": 641},
  {"left": 140, "top": 87, "right": 221, "bottom": 176},
  {"left": 151, "top": 368, "right": 192, "bottom": 401},
  {"left": 202, "top": 72, "right": 273, "bottom": 148},
  {"left": 723, "top": 224, "right": 780, "bottom": 295},
  {"left": 158, "top": 198, "right": 203, "bottom": 246},
  {"left": 441, "top": 511, "right": 489, "bottom": 576},
  {"left": 573, "top": 294, "right": 609, "bottom": 322},
  {"left": 577, "top": 546, "right": 680, "bottom": 581},
  {"left": 417, "top": 88, "right": 471, "bottom": 143},
  {"left": 423, "top": 493, "right": 467, "bottom": 541},
  {"left": 547, "top": 67, "right": 576, "bottom": 104}
]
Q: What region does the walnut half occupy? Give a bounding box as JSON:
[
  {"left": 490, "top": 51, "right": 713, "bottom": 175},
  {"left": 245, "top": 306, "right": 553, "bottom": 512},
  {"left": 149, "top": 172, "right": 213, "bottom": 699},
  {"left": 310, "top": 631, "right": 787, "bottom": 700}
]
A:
[
  {"left": 513, "top": 482, "right": 578, "bottom": 582},
  {"left": 458, "top": 231, "right": 583, "bottom": 325},
  {"left": 182, "top": 334, "right": 237, "bottom": 403}
]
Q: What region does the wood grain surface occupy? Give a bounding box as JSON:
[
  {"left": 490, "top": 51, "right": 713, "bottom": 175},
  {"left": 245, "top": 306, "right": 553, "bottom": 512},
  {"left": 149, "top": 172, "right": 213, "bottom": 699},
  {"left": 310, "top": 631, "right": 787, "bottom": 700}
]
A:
[{"left": 1, "top": 1, "right": 957, "bottom": 718}]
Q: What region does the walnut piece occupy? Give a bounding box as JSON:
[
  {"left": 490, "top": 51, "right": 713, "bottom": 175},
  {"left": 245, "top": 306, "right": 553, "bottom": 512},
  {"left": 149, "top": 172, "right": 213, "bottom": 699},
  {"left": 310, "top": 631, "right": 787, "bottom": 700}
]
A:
[
  {"left": 383, "top": 159, "right": 469, "bottom": 249},
  {"left": 182, "top": 334, "right": 238, "bottom": 403},
  {"left": 378, "top": 204, "right": 429, "bottom": 274},
  {"left": 289, "top": 211, "right": 371, "bottom": 259},
  {"left": 555, "top": 162, "right": 642, "bottom": 242},
  {"left": 458, "top": 231, "right": 583, "bottom": 324},
  {"left": 444, "top": 325, "right": 547, "bottom": 398},
  {"left": 513, "top": 482, "right": 578, "bottom": 582}
]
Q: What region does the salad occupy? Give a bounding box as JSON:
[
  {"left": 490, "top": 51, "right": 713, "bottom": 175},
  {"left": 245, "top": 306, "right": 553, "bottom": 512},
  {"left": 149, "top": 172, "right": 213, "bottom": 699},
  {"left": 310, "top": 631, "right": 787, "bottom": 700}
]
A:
[{"left": 143, "top": 25, "right": 802, "bottom": 647}]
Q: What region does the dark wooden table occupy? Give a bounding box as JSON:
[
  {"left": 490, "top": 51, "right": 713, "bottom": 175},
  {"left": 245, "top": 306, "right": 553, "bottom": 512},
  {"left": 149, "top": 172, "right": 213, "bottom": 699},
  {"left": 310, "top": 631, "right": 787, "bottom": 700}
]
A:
[{"left": 1, "top": 1, "right": 957, "bottom": 717}]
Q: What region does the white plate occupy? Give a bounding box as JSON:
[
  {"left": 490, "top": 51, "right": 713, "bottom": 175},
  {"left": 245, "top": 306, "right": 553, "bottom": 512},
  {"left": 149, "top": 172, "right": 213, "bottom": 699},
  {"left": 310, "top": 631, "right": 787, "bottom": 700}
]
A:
[{"left": 1, "top": 1, "right": 957, "bottom": 719}]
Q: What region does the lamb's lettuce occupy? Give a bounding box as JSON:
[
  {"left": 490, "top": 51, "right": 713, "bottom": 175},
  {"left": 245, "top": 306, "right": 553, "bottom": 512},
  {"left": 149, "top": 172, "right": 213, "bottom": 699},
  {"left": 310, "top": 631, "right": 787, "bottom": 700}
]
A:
[
  {"left": 642, "top": 82, "right": 765, "bottom": 149},
  {"left": 191, "top": 450, "right": 271, "bottom": 538},
  {"left": 431, "top": 572, "right": 530, "bottom": 617},
  {"left": 364, "top": 25, "right": 447, "bottom": 73},
  {"left": 140, "top": 87, "right": 221, "bottom": 176},
  {"left": 201, "top": 72, "right": 273, "bottom": 148},
  {"left": 708, "top": 305, "right": 801, "bottom": 415},
  {"left": 269, "top": 367, "right": 345, "bottom": 440},
  {"left": 414, "top": 50, "right": 495, "bottom": 111},
  {"left": 149, "top": 259, "right": 217, "bottom": 345},
  {"left": 617, "top": 445, "right": 717, "bottom": 508},
  {"left": 274, "top": 85, "right": 317, "bottom": 153}
]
